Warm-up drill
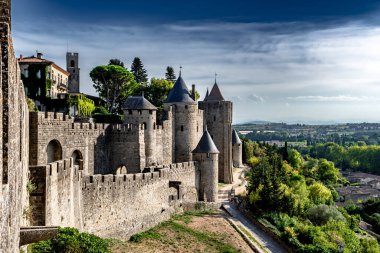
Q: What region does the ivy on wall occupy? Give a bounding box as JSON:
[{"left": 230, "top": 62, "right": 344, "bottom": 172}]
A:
[{"left": 69, "top": 94, "right": 95, "bottom": 117}]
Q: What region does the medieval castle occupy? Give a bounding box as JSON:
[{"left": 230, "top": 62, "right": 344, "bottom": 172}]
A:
[{"left": 0, "top": 0, "right": 243, "bottom": 251}]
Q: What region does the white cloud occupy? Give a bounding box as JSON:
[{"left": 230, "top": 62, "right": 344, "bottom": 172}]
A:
[{"left": 11, "top": 20, "right": 380, "bottom": 123}]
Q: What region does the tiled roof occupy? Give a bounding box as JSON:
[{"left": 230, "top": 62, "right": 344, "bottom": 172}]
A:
[
  {"left": 18, "top": 56, "right": 53, "bottom": 64},
  {"left": 122, "top": 96, "right": 157, "bottom": 110},
  {"left": 232, "top": 129, "right": 242, "bottom": 145},
  {"left": 192, "top": 129, "right": 219, "bottom": 154},
  {"left": 206, "top": 82, "right": 224, "bottom": 101},
  {"left": 165, "top": 76, "right": 195, "bottom": 103}
]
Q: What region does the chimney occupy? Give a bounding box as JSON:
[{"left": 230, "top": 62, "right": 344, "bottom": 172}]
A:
[
  {"left": 19, "top": 54, "right": 23, "bottom": 59},
  {"left": 191, "top": 84, "right": 196, "bottom": 101},
  {"left": 37, "top": 52, "right": 43, "bottom": 59}
]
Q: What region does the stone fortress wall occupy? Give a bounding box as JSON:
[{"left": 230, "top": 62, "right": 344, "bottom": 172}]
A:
[
  {"left": 29, "top": 157, "right": 199, "bottom": 239},
  {"left": 0, "top": 1, "right": 30, "bottom": 250}
]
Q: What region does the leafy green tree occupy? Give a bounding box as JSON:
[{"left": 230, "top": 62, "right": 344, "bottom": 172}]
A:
[
  {"left": 306, "top": 204, "right": 346, "bottom": 225},
  {"left": 131, "top": 57, "right": 148, "bottom": 85},
  {"left": 136, "top": 78, "right": 174, "bottom": 109},
  {"left": 90, "top": 65, "right": 138, "bottom": 114},
  {"left": 288, "top": 149, "right": 303, "bottom": 169},
  {"left": 109, "top": 59, "right": 124, "bottom": 67},
  {"left": 308, "top": 182, "right": 333, "bottom": 205},
  {"left": 165, "top": 66, "right": 176, "bottom": 83}
]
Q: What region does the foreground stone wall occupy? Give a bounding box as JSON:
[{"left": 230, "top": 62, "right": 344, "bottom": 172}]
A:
[
  {"left": 29, "top": 159, "right": 83, "bottom": 228},
  {"left": 0, "top": 19, "right": 30, "bottom": 251},
  {"left": 82, "top": 161, "right": 199, "bottom": 238}
]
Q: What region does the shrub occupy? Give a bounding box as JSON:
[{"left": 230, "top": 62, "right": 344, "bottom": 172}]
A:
[
  {"left": 306, "top": 205, "right": 346, "bottom": 226},
  {"left": 92, "top": 106, "right": 109, "bottom": 115},
  {"left": 92, "top": 113, "right": 123, "bottom": 124},
  {"left": 31, "top": 227, "right": 110, "bottom": 253}
]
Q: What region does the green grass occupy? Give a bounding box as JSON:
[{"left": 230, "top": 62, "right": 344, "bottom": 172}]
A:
[{"left": 128, "top": 211, "right": 238, "bottom": 253}]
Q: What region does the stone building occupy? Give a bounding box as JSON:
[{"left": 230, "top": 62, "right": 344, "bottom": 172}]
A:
[
  {"left": 66, "top": 52, "right": 80, "bottom": 93},
  {"left": 0, "top": 0, "right": 243, "bottom": 250},
  {"left": 232, "top": 129, "right": 243, "bottom": 168},
  {"left": 199, "top": 81, "right": 233, "bottom": 183}
]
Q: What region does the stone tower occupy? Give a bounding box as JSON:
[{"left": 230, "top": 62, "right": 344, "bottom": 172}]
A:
[
  {"left": 199, "top": 81, "right": 233, "bottom": 183},
  {"left": 193, "top": 128, "right": 219, "bottom": 202},
  {"left": 0, "top": 0, "right": 11, "bottom": 25},
  {"left": 164, "top": 74, "right": 203, "bottom": 163},
  {"left": 232, "top": 129, "right": 243, "bottom": 168},
  {"left": 122, "top": 95, "right": 157, "bottom": 167},
  {"left": 66, "top": 52, "right": 80, "bottom": 93}
]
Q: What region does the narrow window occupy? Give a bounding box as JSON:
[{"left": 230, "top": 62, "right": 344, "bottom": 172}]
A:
[
  {"left": 128, "top": 110, "right": 132, "bottom": 115},
  {"left": 214, "top": 116, "right": 216, "bottom": 121},
  {"left": 185, "top": 105, "right": 188, "bottom": 109},
  {"left": 181, "top": 126, "right": 184, "bottom": 131},
  {"left": 138, "top": 110, "right": 142, "bottom": 115},
  {"left": 149, "top": 110, "right": 152, "bottom": 115}
]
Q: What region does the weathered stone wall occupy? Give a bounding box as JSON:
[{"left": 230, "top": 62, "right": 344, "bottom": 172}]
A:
[
  {"left": 108, "top": 124, "right": 145, "bottom": 173},
  {"left": 193, "top": 153, "right": 218, "bottom": 202},
  {"left": 81, "top": 162, "right": 199, "bottom": 239},
  {"left": 199, "top": 101, "right": 233, "bottom": 183},
  {"left": 0, "top": 16, "right": 30, "bottom": 252},
  {"left": 233, "top": 143, "right": 243, "bottom": 168},
  {"left": 29, "top": 159, "right": 83, "bottom": 228},
  {"left": 167, "top": 103, "right": 203, "bottom": 163}
]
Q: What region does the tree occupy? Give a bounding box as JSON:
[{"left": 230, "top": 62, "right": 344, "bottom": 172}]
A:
[
  {"left": 165, "top": 66, "right": 176, "bottom": 83},
  {"left": 308, "top": 182, "right": 333, "bottom": 205},
  {"left": 137, "top": 78, "right": 174, "bottom": 109},
  {"left": 90, "top": 65, "right": 138, "bottom": 114},
  {"left": 109, "top": 59, "right": 124, "bottom": 67},
  {"left": 131, "top": 57, "right": 148, "bottom": 85}
]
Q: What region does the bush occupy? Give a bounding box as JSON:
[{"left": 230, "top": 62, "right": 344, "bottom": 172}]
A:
[
  {"left": 31, "top": 227, "right": 110, "bottom": 253},
  {"left": 306, "top": 205, "right": 346, "bottom": 226},
  {"left": 92, "top": 113, "right": 123, "bottom": 124},
  {"left": 92, "top": 106, "right": 109, "bottom": 115}
]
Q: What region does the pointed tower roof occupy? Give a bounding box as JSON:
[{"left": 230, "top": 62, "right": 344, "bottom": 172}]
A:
[
  {"left": 193, "top": 129, "right": 220, "bottom": 154},
  {"left": 165, "top": 75, "right": 195, "bottom": 104},
  {"left": 207, "top": 82, "right": 225, "bottom": 101},
  {"left": 122, "top": 95, "right": 157, "bottom": 110},
  {"left": 203, "top": 88, "right": 209, "bottom": 101},
  {"left": 232, "top": 129, "right": 242, "bottom": 145}
]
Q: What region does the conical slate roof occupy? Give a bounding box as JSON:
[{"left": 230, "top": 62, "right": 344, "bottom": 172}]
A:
[
  {"left": 122, "top": 95, "right": 157, "bottom": 110},
  {"left": 232, "top": 129, "right": 242, "bottom": 145},
  {"left": 207, "top": 82, "right": 224, "bottom": 101},
  {"left": 203, "top": 88, "right": 209, "bottom": 101},
  {"left": 192, "top": 129, "right": 219, "bottom": 154},
  {"left": 165, "top": 76, "right": 195, "bottom": 103}
]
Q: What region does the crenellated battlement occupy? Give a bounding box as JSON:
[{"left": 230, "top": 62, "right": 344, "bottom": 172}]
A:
[{"left": 46, "top": 158, "right": 82, "bottom": 179}]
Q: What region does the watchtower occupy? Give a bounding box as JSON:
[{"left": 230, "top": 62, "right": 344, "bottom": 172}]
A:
[
  {"left": 164, "top": 73, "right": 203, "bottom": 163},
  {"left": 122, "top": 95, "right": 157, "bottom": 166},
  {"left": 66, "top": 52, "right": 80, "bottom": 93},
  {"left": 193, "top": 128, "right": 219, "bottom": 202},
  {"left": 0, "top": 0, "right": 11, "bottom": 25},
  {"left": 198, "top": 80, "right": 233, "bottom": 183}
]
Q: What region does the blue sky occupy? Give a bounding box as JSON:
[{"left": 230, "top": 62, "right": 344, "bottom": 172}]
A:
[{"left": 12, "top": 0, "right": 380, "bottom": 124}]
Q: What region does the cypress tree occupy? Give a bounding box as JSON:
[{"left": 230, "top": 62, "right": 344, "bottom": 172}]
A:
[
  {"left": 165, "top": 66, "right": 176, "bottom": 83},
  {"left": 131, "top": 57, "right": 148, "bottom": 85}
]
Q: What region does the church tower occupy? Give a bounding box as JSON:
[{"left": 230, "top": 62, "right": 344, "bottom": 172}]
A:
[
  {"left": 66, "top": 52, "right": 80, "bottom": 93},
  {"left": 198, "top": 79, "right": 233, "bottom": 183}
]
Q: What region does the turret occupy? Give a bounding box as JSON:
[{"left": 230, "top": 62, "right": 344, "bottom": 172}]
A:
[
  {"left": 122, "top": 95, "right": 157, "bottom": 166},
  {"left": 193, "top": 128, "right": 219, "bottom": 202},
  {"left": 164, "top": 72, "right": 203, "bottom": 163},
  {"left": 66, "top": 52, "right": 80, "bottom": 93},
  {"left": 198, "top": 78, "right": 233, "bottom": 183},
  {"left": 232, "top": 129, "right": 243, "bottom": 167}
]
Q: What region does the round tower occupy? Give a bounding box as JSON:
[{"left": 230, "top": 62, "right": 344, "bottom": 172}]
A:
[
  {"left": 193, "top": 129, "right": 219, "bottom": 202},
  {"left": 164, "top": 73, "right": 203, "bottom": 163},
  {"left": 122, "top": 95, "right": 157, "bottom": 166},
  {"left": 232, "top": 129, "right": 243, "bottom": 167}
]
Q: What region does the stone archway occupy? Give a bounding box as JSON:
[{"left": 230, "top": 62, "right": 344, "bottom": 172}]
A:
[
  {"left": 46, "top": 140, "right": 62, "bottom": 163},
  {"left": 71, "top": 150, "right": 83, "bottom": 170}
]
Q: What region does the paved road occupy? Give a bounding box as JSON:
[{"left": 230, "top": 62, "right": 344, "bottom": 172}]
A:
[
  {"left": 218, "top": 168, "right": 289, "bottom": 253},
  {"left": 223, "top": 203, "right": 288, "bottom": 253}
]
